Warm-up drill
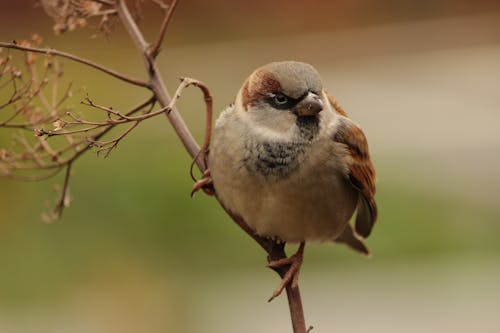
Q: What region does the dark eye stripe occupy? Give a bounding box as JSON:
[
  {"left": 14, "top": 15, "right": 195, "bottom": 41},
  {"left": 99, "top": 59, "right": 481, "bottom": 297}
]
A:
[{"left": 266, "top": 92, "right": 306, "bottom": 110}]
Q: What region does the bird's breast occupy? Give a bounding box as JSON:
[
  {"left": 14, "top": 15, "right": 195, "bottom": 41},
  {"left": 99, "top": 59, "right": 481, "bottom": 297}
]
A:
[
  {"left": 242, "top": 115, "right": 320, "bottom": 180},
  {"left": 243, "top": 140, "right": 307, "bottom": 179},
  {"left": 210, "top": 109, "right": 357, "bottom": 243}
]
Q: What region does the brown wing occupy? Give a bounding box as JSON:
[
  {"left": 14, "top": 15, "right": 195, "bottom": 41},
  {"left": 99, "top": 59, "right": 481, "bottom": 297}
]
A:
[{"left": 329, "top": 96, "right": 378, "bottom": 238}]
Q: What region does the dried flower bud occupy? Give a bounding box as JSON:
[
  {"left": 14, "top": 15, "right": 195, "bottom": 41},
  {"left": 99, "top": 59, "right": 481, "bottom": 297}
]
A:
[
  {"left": 52, "top": 119, "right": 67, "bottom": 131},
  {"left": 41, "top": 0, "right": 103, "bottom": 35},
  {"left": 0, "top": 149, "right": 9, "bottom": 160},
  {"left": 34, "top": 128, "right": 45, "bottom": 137},
  {"left": 12, "top": 69, "right": 22, "bottom": 78},
  {"left": 31, "top": 33, "right": 43, "bottom": 46},
  {"left": 74, "top": 0, "right": 102, "bottom": 16}
]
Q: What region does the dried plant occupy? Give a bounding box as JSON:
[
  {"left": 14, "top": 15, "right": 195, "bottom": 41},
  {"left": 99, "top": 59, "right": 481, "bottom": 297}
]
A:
[
  {"left": 1, "top": 1, "right": 310, "bottom": 332},
  {"left": 40, "top": 0, "right": 118, "bottom": 35}
]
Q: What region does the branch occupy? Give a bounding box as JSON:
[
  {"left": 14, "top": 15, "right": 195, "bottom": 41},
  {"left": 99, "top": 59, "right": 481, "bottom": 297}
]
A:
[
  {"left": 2, "top": 95, "right": 155, "bottom": 173},
  {"left": 53, "top": 162, "right": 72, "bottom": 220},
  {"left": 89, "top": 121, "right": 139, "bottom": 158},
  {"left": 0, "top": 42, "right": 150, "bottom": 88},
  {"left": 115, "top": 1, "right": 307, "bottom": 332},
  {"left": 116, "top": 0, "right": 203, "bottom": 168},
  {"left": 90, "top": 0, "right": 116, "bottom": 5},
  {"left": 149, "top": 0, "right": 179, "bottom": 58}
]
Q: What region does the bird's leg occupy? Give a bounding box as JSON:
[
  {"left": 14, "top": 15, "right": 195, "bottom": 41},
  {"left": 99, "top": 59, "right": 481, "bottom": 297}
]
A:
[
  {"left": 191, "top": 169, "right": 215, "bottom": 196},
  {"left": 267, "top": 241, "right": 305, "bottom": 302}
]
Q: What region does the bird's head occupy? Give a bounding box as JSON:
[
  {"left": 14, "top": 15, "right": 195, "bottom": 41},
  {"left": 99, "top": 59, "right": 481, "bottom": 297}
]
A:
[{"left": 236, "top": 61, "right": 325, "bottom": 132}]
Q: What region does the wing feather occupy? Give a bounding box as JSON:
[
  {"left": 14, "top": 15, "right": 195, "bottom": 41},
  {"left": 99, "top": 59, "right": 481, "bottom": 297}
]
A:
[{"left": 329, "top": 95, "right": 378, "bottom": 238}]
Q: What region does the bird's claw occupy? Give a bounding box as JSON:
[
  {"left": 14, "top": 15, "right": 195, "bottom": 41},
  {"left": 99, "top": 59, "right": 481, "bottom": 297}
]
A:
[
  {"left": 191, "top": 169, "right": 215, "bottom": 196},
  {"left": 267, "top": 242, "right": 305, "bottom": 302}
]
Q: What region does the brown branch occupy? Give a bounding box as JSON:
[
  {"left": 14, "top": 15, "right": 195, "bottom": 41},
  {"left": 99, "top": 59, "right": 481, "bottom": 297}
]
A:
[
  {"left": 149, "top": 0, "right": 179, "bottom": 58},
  {"left": 151, "top": 0, "right": 169, "bottom": 11},
  {"left": 0, "top": 42, "right": 150, "bottom": 88},
  {"left": 89, "top": 120, "right": 139, "bottom": 158},
  {"left": 90, "top": 0, "right": 116, "bottom": 6},
  {"left": 39, "top": 99, "right": 169, "bottom": 139},
  {"left": 115, "top": 1, "right": 307, "bottom": 332},
  {"left": 53, "top": 161, "right": 72, "bottom": 220},
  {"left": 82, "top": 96, "right": 135, "bottom": 120},
  {"left": 2, "top": 166, "right": 64, "bottom": 182},
  {"left": 2, "top": 96, "right": 155, "bottom": 173},
  {"left": 116, "top": 0, "right": 203, "bottom": 168}
]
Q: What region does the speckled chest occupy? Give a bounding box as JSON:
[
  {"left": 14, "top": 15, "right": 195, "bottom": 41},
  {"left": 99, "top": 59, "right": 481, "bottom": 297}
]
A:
[{"left": 243, "top": 117, "right": 320, "bottom": 179}]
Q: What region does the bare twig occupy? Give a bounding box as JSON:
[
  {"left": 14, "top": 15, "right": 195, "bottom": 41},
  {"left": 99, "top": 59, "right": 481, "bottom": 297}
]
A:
[
  {"left": 2, "top": 166, "right": 64, "bottom": 182},
  {"left": 163, "top": 77, "right": 213, "bottom": 173},
  {"left": 151, "top": 0, "right": 168, "bottom": 11},
  {"left": 53, "top": 162, "right": 72, "bottom": 219},
  {"left": 90, "top": 121, "right": 139, "bottom": 157},
  {"left": 90, "top": 0, "right": 116, "bottom": 5},
  {"left": 149, "top": 0, "right": 179, "bottom": 58},
  {"left": 0, "top": 42, "right": 150, "bottom": 88},
  {"left": 2, "top": 93, "right": 155, "bottom": 170},
  {"left": 116, "top": 0, "right": 202, "bottom": 167}
]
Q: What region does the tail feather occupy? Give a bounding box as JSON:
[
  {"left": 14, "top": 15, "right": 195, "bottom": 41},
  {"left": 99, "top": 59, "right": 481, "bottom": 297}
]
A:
[
  {"left": 355, "top": 196, "right": 377, "bottom": 238},
  {"left": 334, "top": 224, "right": 370, "bottom": 256}
]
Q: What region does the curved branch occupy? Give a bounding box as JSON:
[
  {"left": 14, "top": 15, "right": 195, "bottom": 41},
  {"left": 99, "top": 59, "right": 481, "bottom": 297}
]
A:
[
  {"left": 0, "top": 42, "right": 150, "bottom": 88},
  {"left": 115, "top": 1, "right": 307, "bottom": 332}
]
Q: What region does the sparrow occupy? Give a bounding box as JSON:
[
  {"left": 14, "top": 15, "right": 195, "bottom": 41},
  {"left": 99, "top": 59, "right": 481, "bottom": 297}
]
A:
[{"left": 201, "top": 61, "right": 377, "bottom": 300}]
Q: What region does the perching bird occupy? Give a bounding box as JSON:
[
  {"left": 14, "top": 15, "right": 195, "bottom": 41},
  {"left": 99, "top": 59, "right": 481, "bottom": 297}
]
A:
[{"left": 199, "top": 61, "right": 377, "bottom": 300}]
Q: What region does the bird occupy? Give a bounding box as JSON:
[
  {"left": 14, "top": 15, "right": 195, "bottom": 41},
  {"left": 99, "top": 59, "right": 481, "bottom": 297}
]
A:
[{"left": 196, "top": 61, "right": 377, "bottom": 301}]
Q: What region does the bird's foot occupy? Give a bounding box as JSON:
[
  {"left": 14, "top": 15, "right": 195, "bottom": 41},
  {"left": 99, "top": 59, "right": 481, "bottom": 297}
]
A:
[
  {"left": 191, "top": 169, "right": 215, "bottom": 196},
  {"left": 267, "top": 242, "right": 305, "bottom": 302}
]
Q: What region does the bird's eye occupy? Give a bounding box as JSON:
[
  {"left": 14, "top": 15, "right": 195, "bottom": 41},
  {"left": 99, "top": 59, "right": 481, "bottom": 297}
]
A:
[{"left": 273, "top": 93, "right": 288, "bottom": 105}]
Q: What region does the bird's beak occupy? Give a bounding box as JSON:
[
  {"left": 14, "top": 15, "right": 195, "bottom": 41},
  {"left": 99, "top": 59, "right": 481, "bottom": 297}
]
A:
[{"left": 295, "top": 92, "right": 324, "bottom": 116}]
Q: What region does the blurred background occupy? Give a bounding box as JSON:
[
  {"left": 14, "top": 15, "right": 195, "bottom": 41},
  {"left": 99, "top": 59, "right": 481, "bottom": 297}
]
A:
[{"left": 1, "top": 0, "right": 500, "bottom": 332}]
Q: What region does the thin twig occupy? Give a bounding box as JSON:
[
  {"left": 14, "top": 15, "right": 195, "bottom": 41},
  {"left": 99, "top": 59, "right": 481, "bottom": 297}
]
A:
[
  {"left": 90, "top": 0, "right": 116, "bottom": 5},
  {"left": 1, "top": 166, "right": 63, "bottom": 182},
  {"left": 116, "top": 0, "right": 202, "bottom": 167},
  {"left": 184, "top": 78, "right": 212, "bottom": 180},
  {"left": 149, "top": 0, "right": 179, "bottom": 58},
  {"left": 52, "top": 161, "right": 72, "bottom": 220},
  {"left": 56, "top": 82, "right": 74, "bottom": 108},
  {"left": 151, "top": 0, "right": 168, "bottom": 11},
  {"left": 89, "top": 120, "right": 138, "bottom": 158},
  {"left": 0, "top": 42, "right": 150, "bottom": 88},
  {"left": 81, "top": 96, "right": 134, "bottom": 120},
  {"left": 3, "top": 96, "right": 155, "bottom": 172}
]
